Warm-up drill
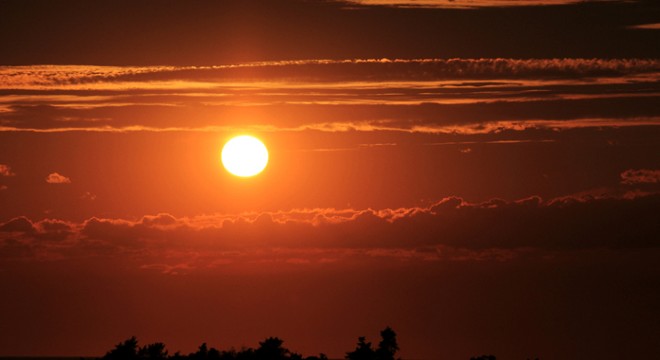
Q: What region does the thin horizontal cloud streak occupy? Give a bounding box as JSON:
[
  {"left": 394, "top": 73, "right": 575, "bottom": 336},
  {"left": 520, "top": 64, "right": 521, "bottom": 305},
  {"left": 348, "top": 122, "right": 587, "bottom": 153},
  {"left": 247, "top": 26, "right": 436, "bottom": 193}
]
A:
[
  {"left": 2, "top": 59, "right": 659, "bottom": 88},
  {"left": 1, "top": 59, "right": 658, "bottom": 134},
  {"left": 628, "top": 23, "right": 660, "bottom": 30},
  {"left": 343, "top": 0, "right": 612, "bottom": 9},
  {"left": 1, "top": 118, "right": 658, "bottom": 135},
  {"left": 2, "top": 78, "right": 658, "bottom": 107},
  {"left": 2, "top": 97, "right": 658, "bottom": 134}
]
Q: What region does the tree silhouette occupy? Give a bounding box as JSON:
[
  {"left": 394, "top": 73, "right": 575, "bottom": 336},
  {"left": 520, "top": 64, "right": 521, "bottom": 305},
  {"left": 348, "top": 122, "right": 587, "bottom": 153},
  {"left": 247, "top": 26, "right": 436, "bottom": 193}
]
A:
[
  {"left": 103, "top": 336, "right": 139, "bottom": 360},
  {"left": 170, "top": 351, "right": 185, "bottom": 360},
  {"left": 255, "top": 337, "right": 289, "bottom": 360},
  {"left": 190, "top": 342, "right": 227, "bottom": 360},
  {"left": 346, "top": 327, "right": 399, "bottom": 360},
  {"left": 346, "top": 336, "right": 377, "bottom": 360},
  {"left": 207, "top": 347, "right": 221, "bottom": 360},
  {"left": 139, "top": 342, "right": 169, "bottom": 359},
  {"left": 235, "top": 347, "right": 256, "bottom": 360},
  {"left": 375, "top": 327, "right": 398, "bottom": 360}
]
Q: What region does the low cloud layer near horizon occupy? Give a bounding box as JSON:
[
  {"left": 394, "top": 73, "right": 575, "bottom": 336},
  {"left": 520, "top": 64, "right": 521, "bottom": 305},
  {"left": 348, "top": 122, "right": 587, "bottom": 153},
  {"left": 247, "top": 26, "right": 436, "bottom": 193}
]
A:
[{"left": 2, "top": 191, "right": 658, "bottom": 266}]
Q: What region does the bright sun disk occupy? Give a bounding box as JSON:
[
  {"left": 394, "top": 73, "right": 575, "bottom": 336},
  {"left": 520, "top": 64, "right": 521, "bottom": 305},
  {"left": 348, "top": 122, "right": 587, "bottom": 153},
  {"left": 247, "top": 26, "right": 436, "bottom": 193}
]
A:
[{"left": 221, "top": 135, "right": 269, "bottom": 177}]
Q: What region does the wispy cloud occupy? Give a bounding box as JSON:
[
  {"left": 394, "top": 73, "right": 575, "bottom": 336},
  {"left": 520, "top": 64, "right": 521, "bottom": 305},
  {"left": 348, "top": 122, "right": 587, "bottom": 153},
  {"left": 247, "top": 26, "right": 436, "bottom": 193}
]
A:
[
  {"left": 342, "top": 0, "right": 612, "bottom": 9},
  {"left": 2, "top": 59, "right": 658, "bottom": 89},
  {"left": 0, "top": 117, "right": 658, "bottom": 135},
  {"left": 628, "top": 23, "right": 660, "bottom": 30},
  {"left": 0, "top": 59, "right": 658, "bottom": 135}
]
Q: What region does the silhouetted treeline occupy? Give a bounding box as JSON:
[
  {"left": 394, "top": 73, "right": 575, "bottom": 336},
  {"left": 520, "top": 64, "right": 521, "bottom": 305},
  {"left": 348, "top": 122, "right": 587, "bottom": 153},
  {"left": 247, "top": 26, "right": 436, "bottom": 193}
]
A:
[
  {"left": 102, "top": 327, "right": 399, "bottom": 360},
  {"left": 102, "top": 327, "right": 514, "bottom": 360}
]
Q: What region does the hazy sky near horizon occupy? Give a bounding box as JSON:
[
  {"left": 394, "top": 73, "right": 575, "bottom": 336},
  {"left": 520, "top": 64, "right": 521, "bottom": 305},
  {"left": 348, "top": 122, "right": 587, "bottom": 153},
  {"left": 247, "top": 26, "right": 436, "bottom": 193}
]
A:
[{"left": 1, "top": 1, "right": 659, "bottom": 359}]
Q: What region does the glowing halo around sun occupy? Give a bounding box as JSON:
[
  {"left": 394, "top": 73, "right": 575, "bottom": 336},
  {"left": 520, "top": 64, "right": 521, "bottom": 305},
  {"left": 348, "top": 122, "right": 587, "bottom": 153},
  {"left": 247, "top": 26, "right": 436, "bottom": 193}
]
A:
[{"left": 221, "top": 135, "right": 269, "bottom": 177}]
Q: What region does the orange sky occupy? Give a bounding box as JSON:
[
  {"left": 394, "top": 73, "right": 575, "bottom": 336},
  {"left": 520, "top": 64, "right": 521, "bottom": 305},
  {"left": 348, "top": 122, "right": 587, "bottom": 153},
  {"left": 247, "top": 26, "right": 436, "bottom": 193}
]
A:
[{"left": 0, "top": 1, "right": 659, "bottom": 359}]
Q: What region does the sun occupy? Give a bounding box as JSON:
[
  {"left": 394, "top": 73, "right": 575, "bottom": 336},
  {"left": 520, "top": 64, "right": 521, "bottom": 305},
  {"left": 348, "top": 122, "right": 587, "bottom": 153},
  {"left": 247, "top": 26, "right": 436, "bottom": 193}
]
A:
[{"left": 221, "top": 135, "right": 269, "bottom": 177}]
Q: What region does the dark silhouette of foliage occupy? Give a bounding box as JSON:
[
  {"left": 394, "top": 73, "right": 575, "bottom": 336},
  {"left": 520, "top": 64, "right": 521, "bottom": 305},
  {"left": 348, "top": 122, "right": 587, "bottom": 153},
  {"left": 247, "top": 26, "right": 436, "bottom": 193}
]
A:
[
  {"left": 170, "top": 352, "right": 185, "bottom": 360},
  {"left": 103, "top": 336, "right": 139, "bottom": 360},
  {"left": 101, "top": 328, "right": 393, "bottom": 360},
  {"left": 375, "top": 327, "right": 398, "bottom": 360},
  {"left": 470, "top": 355, "right": 496, "bottom": 360},
  {"left": 104, "top": 337, "right": 171, "bottom": 360},
  {"left": 139, "top": 342, "right": 169, "bottom": 359},
  {"left": 346, "top": 327, "right": 399, "bottom": 360},
  {"left": 234, "top": 347, "right": 256, "bottom": 360},
  {"left": 346, "top": 336, "right": 376, "bottom": 360},
  {"left": 303, "top": 355, "right": 328, "bottom": 360},
  {"left": 189, "top": 343, "right": 208, "bottom": 359},
  {"left": 255, "top": 337, "right": 289, "bottom": 360},
  {"left": 208, "top": 347, "right": 221, "bottom": 359}
]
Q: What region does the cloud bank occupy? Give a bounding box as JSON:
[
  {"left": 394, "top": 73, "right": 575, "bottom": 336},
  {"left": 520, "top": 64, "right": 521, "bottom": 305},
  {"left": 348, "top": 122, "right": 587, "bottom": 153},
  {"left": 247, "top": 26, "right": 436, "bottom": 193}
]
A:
[{"left": 1, "top": 193, "right": 657, "bottom": 266}]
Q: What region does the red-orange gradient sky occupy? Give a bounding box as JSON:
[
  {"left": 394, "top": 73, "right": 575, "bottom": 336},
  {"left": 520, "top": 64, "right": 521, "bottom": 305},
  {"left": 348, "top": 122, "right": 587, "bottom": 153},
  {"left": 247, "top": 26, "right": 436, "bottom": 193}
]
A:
[{"left": 1, "top": 1, "right": 659, "bottom": 359}]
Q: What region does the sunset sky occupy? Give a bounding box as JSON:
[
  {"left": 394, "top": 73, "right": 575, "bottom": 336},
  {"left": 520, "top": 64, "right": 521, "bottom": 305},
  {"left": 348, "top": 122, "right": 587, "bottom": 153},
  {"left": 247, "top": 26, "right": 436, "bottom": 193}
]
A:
[{"left": 1, "top": 1, "right": 659, "bottom": 359}]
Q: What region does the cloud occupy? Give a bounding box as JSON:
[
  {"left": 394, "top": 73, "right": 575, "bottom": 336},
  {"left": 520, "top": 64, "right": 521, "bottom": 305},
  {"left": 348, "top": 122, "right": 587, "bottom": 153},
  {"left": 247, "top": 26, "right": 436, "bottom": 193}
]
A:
[
  {"left": 1, "top": 59, "right": 658, "bottom": 90},
  {"left": 343, "top": 0, "right": 608, "bottom": 9},
  {"left": 0, "top": 164, "right": 15, "bottom": 176},
  {"left": 0, "top": 58, "right": 658, "bottom": 134},
  {"left": 45, "top": 172, "right": 71, "bottom": 184},
  {"left": 0, "top": 216, "right": 37, "bottom": 234},
  {"left": 1, "top": 193, "right": 658, "bottom": 264},
  {"left": 628, "top": 23, "right": 660, "bottom": 30},
  {"left": 2, "top": 97, "right": 658, "bottom": 134},
  {"left": 69, "top": 193, "right": 660, "bottom": 251},
  {"left": 621, "top": 169, "right": 660, "bottom": 185}
]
